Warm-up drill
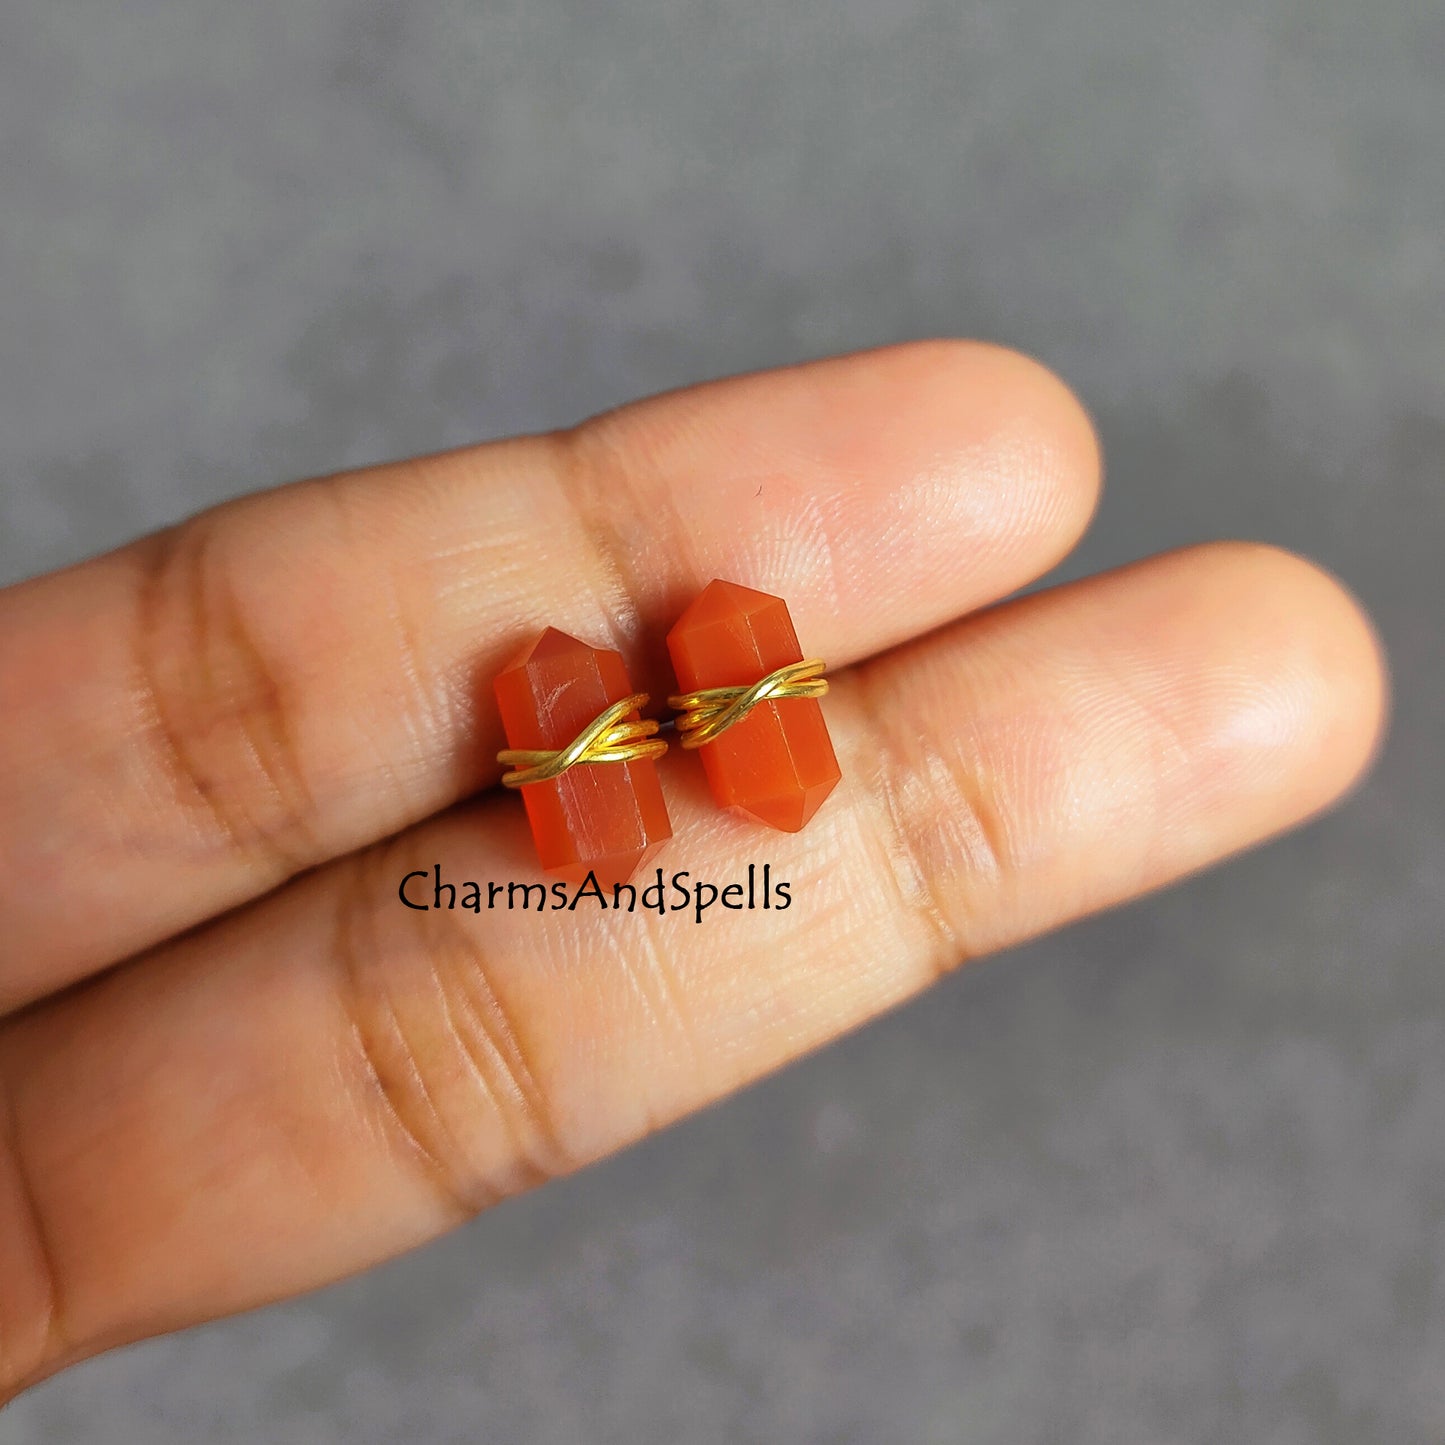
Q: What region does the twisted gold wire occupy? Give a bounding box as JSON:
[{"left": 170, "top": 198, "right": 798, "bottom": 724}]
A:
[
  {"left": 497, "top": 693, "right": 667, "bottom": 787},
  {"left": 667, "top": 659, "right": 828, "bottom": 749}
]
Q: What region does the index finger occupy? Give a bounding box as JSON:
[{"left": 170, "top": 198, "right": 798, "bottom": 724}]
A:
[{"left": 0, "top": 341, "right": 1099, "bottom": 1008}]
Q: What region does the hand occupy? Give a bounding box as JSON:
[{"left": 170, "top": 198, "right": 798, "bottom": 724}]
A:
[{"left": 0, "top": 342, "right": 1385, "bottom": 1396}]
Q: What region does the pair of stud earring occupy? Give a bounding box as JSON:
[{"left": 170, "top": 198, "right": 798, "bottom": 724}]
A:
[{"left": 493, "top": 579, "right": 841, "bottom": 888}]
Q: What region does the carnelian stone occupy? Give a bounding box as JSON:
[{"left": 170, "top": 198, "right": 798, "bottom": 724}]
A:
[
  {"left": 667, "top": 580, "right": 840, "bottom": 832},
  {"left": 494, "top": 628, "right": 671, "bottom": 886}
]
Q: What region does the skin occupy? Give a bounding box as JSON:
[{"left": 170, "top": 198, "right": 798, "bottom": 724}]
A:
[{"left": 0, "top": 341, "right": 1386, "bottom": 1399}]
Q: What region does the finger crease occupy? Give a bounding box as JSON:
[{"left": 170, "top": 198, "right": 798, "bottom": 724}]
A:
[
  {"left": 556, "top": 424, "right": 694, "bottom": 660},
  {"left": 850, "top": 664, "right": 995, "bottom": 975},
  {"left": 0, "top": 1069, "right": 66, "bottom": 1390},
  {"left": 131, "top": 524, "right": 320, "bottom": 878},
  {"left": 430, "top": 905, "right": 575, "bottom": 1190},
  {"left": 330, "top": 855, "right": 484, "bottom": 1220}
]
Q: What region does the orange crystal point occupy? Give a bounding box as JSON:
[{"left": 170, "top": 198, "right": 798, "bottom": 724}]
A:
[
  {"left": 667, "top": 581, "right": 840, "bottom": 832},
  {"left": 494, "top": 627, "right": 671, "bottom": 887}
]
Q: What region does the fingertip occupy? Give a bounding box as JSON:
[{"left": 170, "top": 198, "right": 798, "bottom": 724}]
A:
[
  {"left": 1187, "top": 540, "right": 1389, "bottom": 821},
  {"left": 564, "top": 337, "right": 1107, "bottom": 668},
  {"left": 872, "top": 338, "right": 1104, "bottom": 557}
]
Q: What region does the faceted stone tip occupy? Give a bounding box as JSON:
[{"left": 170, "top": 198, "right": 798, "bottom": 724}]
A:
[
  {"left": 671, "top": 578, "right": 786, "bottom": 629},
  {"left": 500, "top": 625, "right": 601, "bottom": 673}
]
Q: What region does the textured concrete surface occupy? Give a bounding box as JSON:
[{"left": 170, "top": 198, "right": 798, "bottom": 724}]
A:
[{"left": 2, "top": 2, "right": 1442, "bottom": 1441}]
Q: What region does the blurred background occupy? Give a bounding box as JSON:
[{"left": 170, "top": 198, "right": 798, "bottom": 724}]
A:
[{"left": 2, "top": 2, "right": 1441, "bottom": 1441}]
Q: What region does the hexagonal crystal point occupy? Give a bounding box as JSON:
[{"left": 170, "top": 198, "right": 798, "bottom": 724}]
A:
[
  {"left": 666, "top": 580, "right": 840, "bottom": 832},
  {"left": 494, "top": 628, "right": 671, "bottom": 887}
]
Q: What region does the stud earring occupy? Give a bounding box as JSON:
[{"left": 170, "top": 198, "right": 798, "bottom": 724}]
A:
[
  {"left": 666, "top": 580, "right": 841, "bottom": 832},
  {"left": 494, "top": 628, "right": 671, "bottom": 886}
]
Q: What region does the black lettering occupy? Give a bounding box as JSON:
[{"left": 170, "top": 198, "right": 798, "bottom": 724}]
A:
[
  {"left": 641, "top": 869, "right": 667, "bottom": 916},
  {"left": 721, "top": 883, "right": 744, "bottom": 910},
  {"left": 488, "top": 881, "right": 505, "bottom": 909},
  {"left": 433, "top": 863, "right": 456, "bottom": 910},
  {"left": 694, "top": 881, "right": 719, "bottom": 923},
  {"left": 551, "top": 881, "right": 570, "bottom": 909},
  {"left": 460, "top": 881, "right": 482, "bottom": 913},
  {"left": 569, "top": 872, "right": 607, "bottom": 910},
  {"left": 508, "top": 881, "right": 547, "bottom": 911},
  {"left": 399, "top": 870, "right": 430, "bottom": 910},
  {"left": 611, "top": 881, "right": 638, "bottom": 912},
  {"left": 773, "top": 880, "right": 791, "bottom": 909},
  {"left": 670, "top": 871, "right": 692, "bottom": 911}
]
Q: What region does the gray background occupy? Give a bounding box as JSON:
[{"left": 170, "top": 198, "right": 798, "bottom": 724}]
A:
[{"left": 1, "top": 2, "right": 1441, "bottom": 1441}]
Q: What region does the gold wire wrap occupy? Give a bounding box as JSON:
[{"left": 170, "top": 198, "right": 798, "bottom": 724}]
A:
[
  {"left": 497, "top": 693, "right": 667, "bottom": 787},
  {"left": 667, "top": 659, "right": 828, "bottom": 749}
]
